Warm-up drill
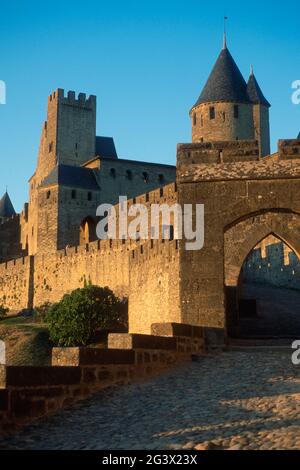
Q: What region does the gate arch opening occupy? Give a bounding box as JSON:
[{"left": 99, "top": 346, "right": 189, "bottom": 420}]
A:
[{"left": 226, "top": 234, "right": 300, "bottom": 338}]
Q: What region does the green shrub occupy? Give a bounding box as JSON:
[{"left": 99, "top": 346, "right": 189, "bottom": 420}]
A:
[
  {"left": 46, "top": 285, "right": 124, "bottom": 347},
  {"left": 0, "top": 305, "right": 9, "bottom": 319}
]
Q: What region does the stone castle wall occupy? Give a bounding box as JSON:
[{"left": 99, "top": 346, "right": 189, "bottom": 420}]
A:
[
  {"left": 242, "top": 236, "right": 300, "bottom": 290},
  {"left": 34, "top": 239, "right": 131, "bottom": 307},
  {"left": 0, "top": 236, "right": 179, "bottom": 334},
  {"left": 0, "top": 256, "right": 33, "bottom": 312},
  {"left": 129, "top": 239, "right": 180, "bottom": 334}
]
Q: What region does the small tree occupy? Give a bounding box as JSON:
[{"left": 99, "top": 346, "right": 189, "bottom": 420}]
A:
[
  {"left": 0, "top": 305, "right": 9, "bottom": 320},
  {"left": 46, "top": 285, "right": 124, "bottom": 347}
]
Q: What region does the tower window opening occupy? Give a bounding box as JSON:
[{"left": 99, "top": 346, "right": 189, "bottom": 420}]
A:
[
  {"left": 142, "top": 172, "right": 149, "bottom": 183},
  {"left": 234, "top": 105, "right": 239, "bottom": 119},
  {"left": 209, "top": 106, "right": 215, "bottom": 120},
  {"left": 110, "top": 168, "right": 116, "bottom": 178},
  {"left": 126, "top": 170, "right": 132, "bottom": 180},
  {"left": 87, "top": 192, "right": 92, "bottom": 201},
  {"left": 49, "top": 142, "right": 53, "bottom": 153},
  {"left": 193, "top": 113, "right": 197, "bottom": 126},
  {"left": 46, "top": 190, "right": 51, "bottom": 199},
  {"left": 71, "top": 190, "right": 77, "bottom": 200}
]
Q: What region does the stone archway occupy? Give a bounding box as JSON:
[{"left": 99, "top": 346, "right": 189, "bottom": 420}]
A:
[
  {"left": 224, "top": 210, "right": 300, "bottom": 337},
  {"left": 80, "top": 217, "right": 97, "bottom": 245}
]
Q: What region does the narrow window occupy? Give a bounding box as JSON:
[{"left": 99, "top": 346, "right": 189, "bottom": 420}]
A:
[
  {"left": 142, "top": 172, "right": 149, "bottom": 183},
  {"left": 87, "top": 192, "right": 92, "bottom": 201},
  {"left": 158, "top": 174, "right": 164, "bottom": 183},
  {"left": 71, "top": 189, "right": 77, "bottom": 199},
  {"left": 46, "top": 190, "right": 51, "bottom": 199},
  {"left": 193, "top": 113, "right": 197, "bottom": 126},
  {"left": 49, "top": 142, "right": 53, "bottom": 153},
  {"left": 234, "top": 105, "right": 239, "bottom": 119},
  {"left": 126, "top": 170, "right": 132, "bottom": 180},
  {"left": 110, "top": 168, "right": 116, "bottom": 178},
  {"left": 209, "top": 107, "right": 215, "bottom": 120}
]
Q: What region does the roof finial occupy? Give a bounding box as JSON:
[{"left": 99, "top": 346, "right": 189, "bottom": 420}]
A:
[
  {"left": 223, "top": 16, "right": 228, "bottom": 49},
  {"left": 250, "top": 64, "right": 254, "bottom": 76}
]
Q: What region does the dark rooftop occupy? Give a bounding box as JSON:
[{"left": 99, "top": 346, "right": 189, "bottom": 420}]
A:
[
  {"left": 192, "top": 46, "right": 251, "bottom": 108},
  {"left": 40, "top": 165, "right": 100, "bottom": 190},
  {"left": 247, "top": 72, "right": 271, "bottom": 107},
  {"left": 0, "top": 192, "right": 16, "bottom": 218},
  {"left": 95, "top": 136, "right": 118, "bottom": 159}
]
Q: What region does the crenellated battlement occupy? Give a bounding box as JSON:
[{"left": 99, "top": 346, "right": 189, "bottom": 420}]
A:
[
  {"left": 130, "top": 238, "right": 179, "bottom": 265},
  {"left": 48, "top": 88, "right": 96, "bottom": 109}
]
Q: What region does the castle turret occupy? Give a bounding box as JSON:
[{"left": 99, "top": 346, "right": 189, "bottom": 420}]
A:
[
  {"left": 190, "top": 40, "right": 271, "bottom": 157},
  {"left": 246, "top": 67, "right": 271, "bottom": 157},
  {"left": 0, "top": 191, "right": 16, "bottom": 221}
]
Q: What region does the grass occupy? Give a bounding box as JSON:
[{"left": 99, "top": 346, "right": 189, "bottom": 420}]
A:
[{"left": 0, "top": 315, "right": 52, "bottom": 366}]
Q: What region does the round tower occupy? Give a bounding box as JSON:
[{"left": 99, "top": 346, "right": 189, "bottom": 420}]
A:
[{"left": 190, "top": 40, "right": 255, "bottom": 144}]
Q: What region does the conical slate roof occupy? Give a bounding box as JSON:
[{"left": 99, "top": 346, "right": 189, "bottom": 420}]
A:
[
  {"left": 247, "top": 72, "right": 270, "bottom": 107},
  {"left": 192, "top": 46, "right": 250, "bottom": 108},
  {"left": 0, "top": 192, "right": 16, "bottom": 218}
]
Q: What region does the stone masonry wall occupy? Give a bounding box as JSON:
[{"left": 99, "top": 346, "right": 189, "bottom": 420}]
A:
[
  {"left": 129, "top": 239, "right": 180, "bottom": 334},
  {"left": 0, "top": 256, "right": 33, "bottom": 312},
  {"left": 34, "top": 239, "right": 131, "bottom": 306},
  {"left": 242, "top": 236, "right": 300, "bottom": 290}
]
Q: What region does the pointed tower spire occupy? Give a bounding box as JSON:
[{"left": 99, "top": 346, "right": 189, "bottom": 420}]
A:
[
  {"left": 246, "top": 70, "right": 270, "bottom": 107},
  {"left": 223, "top": 16, "right": 228, "bottom": 49},
  {"left": 0, "top": 191, "right": 16, "bottom": 219}
]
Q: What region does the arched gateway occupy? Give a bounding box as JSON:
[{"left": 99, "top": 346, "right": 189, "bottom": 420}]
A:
[
  {"left": 224, "top": 210, "right": 300, "bottom": 337},
  {"left": 177, "top": 139, "right": 300, "bottom": 345}
]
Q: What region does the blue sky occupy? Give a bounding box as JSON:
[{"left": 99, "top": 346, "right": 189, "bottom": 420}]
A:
[{"left": 0, "top": 0, "right": 299, "bottom": 211}]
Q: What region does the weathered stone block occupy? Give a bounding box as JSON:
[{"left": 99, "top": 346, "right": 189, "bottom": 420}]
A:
[
  {"left": 108, "top": 333, "right": 177, "bottom": 350},
  {"left": 52, "top": 347, "right": 135, "bottom": 366},
  {"left": 151, "top": 322, "right": 203, "bottom": 338}
]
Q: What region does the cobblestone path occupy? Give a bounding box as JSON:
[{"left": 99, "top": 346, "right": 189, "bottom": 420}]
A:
[{"left": 2, "top": 350, "right": 300, "bottom": 450}]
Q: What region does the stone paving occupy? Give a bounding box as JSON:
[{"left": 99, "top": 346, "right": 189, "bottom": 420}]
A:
[{"left": 2, "top": 349, "right": 300, "bottom": 450}]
